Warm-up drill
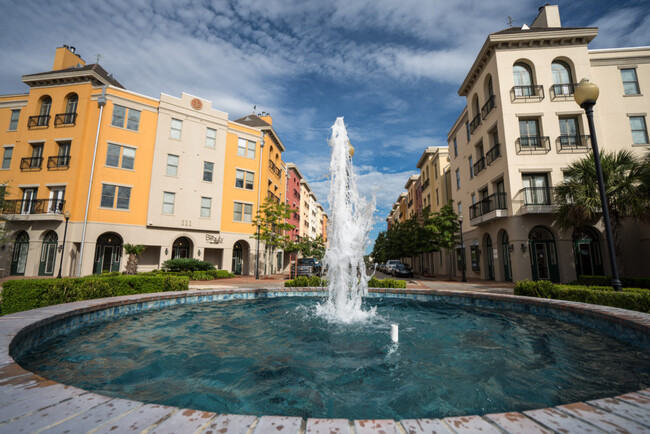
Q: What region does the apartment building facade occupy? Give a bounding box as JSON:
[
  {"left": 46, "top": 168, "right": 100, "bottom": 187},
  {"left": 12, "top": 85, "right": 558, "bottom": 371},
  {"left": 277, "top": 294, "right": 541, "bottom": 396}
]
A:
[{"left": 448, "top": 4, "right": 650, "bottom": 283}]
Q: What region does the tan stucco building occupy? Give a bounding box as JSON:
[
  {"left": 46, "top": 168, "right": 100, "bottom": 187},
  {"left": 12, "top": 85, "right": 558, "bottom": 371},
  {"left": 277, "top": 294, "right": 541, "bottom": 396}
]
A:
[{"left": 449, "top": 4, "right": 650, "bottom": 283}]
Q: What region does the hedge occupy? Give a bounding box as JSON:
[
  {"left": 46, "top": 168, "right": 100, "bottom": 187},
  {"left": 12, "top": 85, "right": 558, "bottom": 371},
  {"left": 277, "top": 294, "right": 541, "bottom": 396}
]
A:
[
  {"left": 569, "top": 275, "right": 650, "bottom": 290},
  {"left": 162, "top": 258, "right": 215, "bottom": 272},
  {"left": 1, "top": 275, "right": 189, "bottom": 316},
  {"left": 138, "top": 269, "right": 234, "bottom": 280},
  {"left": 514, "top": 280, "right": 650, "bottom": 313},
  {"left": 284, "top": 276, "right": 406, "bottom": 289}
]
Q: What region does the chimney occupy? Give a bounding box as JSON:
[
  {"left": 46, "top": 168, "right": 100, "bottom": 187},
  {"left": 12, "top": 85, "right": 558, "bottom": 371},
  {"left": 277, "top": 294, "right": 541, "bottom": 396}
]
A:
[
  {"left": 53, "top": 45, "right": 85, "bottom": 71},
  {"left": 260, "top": 114, "right": 273, "bottom": 125},
  {"left": 531, "top": 4, "right": 561, "bottom": 28}
]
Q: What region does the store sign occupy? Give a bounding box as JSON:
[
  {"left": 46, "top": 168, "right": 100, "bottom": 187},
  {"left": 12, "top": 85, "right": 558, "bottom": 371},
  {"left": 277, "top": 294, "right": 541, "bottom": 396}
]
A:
[{"left": 206, "top": 234, "right": 223, "bottom": 244}]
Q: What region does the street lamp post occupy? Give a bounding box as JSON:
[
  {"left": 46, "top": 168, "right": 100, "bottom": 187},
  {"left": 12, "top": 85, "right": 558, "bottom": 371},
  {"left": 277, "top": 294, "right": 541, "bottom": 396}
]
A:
[
  {"left": 57, "top": 210, "right": 71, "bottom": 278},
  {"left": 458, "top": 215, "right": 467, "bottom": 282},
  {"left": 574, "top": 78, "right": 622, "bottom": 291}
]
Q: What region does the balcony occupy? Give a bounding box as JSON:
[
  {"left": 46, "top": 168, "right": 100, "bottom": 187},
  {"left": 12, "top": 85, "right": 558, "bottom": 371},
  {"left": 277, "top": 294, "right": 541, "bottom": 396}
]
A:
[
  {"left": 28, "top": 115, "right": 50, "bottom": 128},
  {"left": 407, "top": 199, "right": 413, "bottom": 208},
  {"left": 54, "top": 112, "right": 78, "bottom": 127},
  {"left": 269, "top": 160, "right": 282, "bottom": 179},
  {"left": 20, "top": 157, "right": 43, "bottom": 171},
  {"left": 481, "top": 95, "right": 496, "bottom": 119},
  {"left": 267, "top": 191, "right": 280, "bottom": 203},
  {"left": 556, "top": 135, "right": 591, "bottom": 153},
  {"left": 469, "top": 192, "right": 507, "bottom": 225},
  {"left": 516, "top": 136, "right": 550, "bottom": 154},
  {"left": 485, "top": 144, "right": 501, "bottom": 165},
  {"left": 516, "top": 187, "right": 556, "bottom": 215},
  {"left": 421, "top": 178, "right": 430, "bottom": 191},
  {"left": 550, "top": 83, "right": 578, "bottom": 100},
  {"left": 2, "top": 199, "right": 66, "bottom": 220},
  {"left": 510, "top": 85, "right": 544, "bottom": 102},
  {"left": 469, "top": 114, "right": 481, "bottom": 135},
  {"left": 47, "top": 155, "right": 71, "bottom": 170},
  {"left": 473, "top": 157, "right": 486, "bottom": 175}
]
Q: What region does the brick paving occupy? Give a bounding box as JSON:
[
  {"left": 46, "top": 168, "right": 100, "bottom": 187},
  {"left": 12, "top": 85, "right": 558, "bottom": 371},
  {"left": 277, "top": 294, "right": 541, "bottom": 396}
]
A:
[{"left": 1, "top": 286, "right": 649, "bottom": 433}]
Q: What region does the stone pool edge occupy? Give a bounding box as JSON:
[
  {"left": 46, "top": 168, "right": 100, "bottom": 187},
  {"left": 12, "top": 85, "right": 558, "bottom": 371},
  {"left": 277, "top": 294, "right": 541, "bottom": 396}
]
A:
[{"left": 0, "top": 287, "right": 649, "bottom": 433}]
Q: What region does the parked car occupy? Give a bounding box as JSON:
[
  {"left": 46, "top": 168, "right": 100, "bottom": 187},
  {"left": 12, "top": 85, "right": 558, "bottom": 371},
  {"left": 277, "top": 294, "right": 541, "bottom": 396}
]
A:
[
  {"left": 291, "top": 258, "right": 322, "bottom": 277},
  {"left": 392, "top": 263, "right": 413, "bottom": 278},
  {"left": 385, "top": 260, "right": 402, "bottom": 274}
]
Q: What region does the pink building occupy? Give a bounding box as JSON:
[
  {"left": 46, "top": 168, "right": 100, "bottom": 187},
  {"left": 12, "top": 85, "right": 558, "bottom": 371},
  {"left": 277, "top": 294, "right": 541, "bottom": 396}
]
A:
[{"left": 285, "top": 163, "right": 303, "bottom": 242}]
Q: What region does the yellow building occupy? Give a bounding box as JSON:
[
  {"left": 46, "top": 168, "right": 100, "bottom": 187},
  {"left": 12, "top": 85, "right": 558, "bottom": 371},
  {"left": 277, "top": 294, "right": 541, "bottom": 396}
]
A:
[{"left": 0, "top": 45, "right": 158, "bottom": 276}]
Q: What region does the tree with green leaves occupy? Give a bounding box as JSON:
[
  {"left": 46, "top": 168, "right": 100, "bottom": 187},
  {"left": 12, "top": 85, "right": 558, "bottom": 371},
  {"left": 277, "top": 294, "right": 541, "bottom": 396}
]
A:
[
  {"left": 123, "top": 243, "right": 145, "bottom": 275},
  {"left": 426, "top": 202, "right": 460, "bottom": 279},
  {"left": 554, "top": 150, "right": 649, "bottom": 273},
  {"left": 251, "top": 197, "right": 296, "bottom": 276},
  {"left": 296, "top": 236, "right": 326, "bottom": 259}
]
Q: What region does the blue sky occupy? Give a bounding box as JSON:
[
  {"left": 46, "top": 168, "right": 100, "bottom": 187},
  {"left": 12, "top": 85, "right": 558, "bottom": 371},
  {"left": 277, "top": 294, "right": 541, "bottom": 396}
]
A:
[{"left": 1, "top": 0, "right": 648, "bottom": 251}]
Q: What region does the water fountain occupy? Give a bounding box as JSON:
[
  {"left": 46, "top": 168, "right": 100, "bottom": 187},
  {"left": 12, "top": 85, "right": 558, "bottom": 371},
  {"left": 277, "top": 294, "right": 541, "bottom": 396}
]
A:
[{"left": 317, "top": 117, "right": 376, "bottom": 323}]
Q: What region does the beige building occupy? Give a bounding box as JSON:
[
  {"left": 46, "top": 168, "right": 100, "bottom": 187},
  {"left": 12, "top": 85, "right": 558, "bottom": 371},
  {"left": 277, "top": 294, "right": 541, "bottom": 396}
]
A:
[
  {"left": 417, "top": 146, "right": 450, "bottom": 214},
  {"left": 448, "top": 4, "right": 650, "bottom": 283},
  {"left": 404, "top": 174, "right": 419, "bottom": 219}
]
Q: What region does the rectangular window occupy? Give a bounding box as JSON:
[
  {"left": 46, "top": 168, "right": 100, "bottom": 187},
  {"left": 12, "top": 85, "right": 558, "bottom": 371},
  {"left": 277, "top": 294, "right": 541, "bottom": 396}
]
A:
[
  {"left": 170, "top": 118, "right": 182, "bottom": 139},
  {"left": 453, "top": 138, "right": 458, "bottom": 157},
  {"left": 235, "top": 169, "right": 255, "bottom": 190},
  {"left": 519, "top": 118, "right": 540, "bottom": 148},
  {"left": 466, "top": 122, "right": 470, "bottom": 142},
  {"left": 469, "top": 156, "right": 474, "bottom": 178},
  {"left": 630, "top": 116, "right": 649, "bottom": 144},
  {"left": 206, "top": 128, "right": 216, "bottom": 148},
  {"left": 106, "top": 143, "right": 135, "bottom": 169},
  {"left": 9, "top": 109, "right": 20, "bottom": 131},
  {"left": 110, "top": 105, "right": 140, "bottom": 131},
  {"left": 435, "top": 188, "right": 440, "bottom": 206},
  {"left": 621, "top": 68, "right": 640, "bottom": 95},
  {"left": 200, "top": 197, "right": 211, "bottom": 218},
  {"left": 233, "top": 202, "right": 253, "bottom": 222},
  {"left": 101, "top": 184, "right": 131, "bottom": 210},
  {"left": 2, "top": 147, "right": 13, "bottom": 169},
  {"left": 237, "top": 138, "right": 255, "bottom": 158},
  {"left": 203, "top": 161, "right": 214, "bottom": 182},
  {"left": 455, "top": 169, "right": 460, "bottom": 189},
  {"left": 434, "top": 163, "right": 438, "bottom": 179},
  {"left": 458, "top": 202, "right": 462, "bottom": 217},
  {"left": 162, "top": 192, "right": 175, "bottom": 214},
  {"left": 111, "top": 105, "right": 126, "bottom": 128},
  {"left": 166, "top": 154, "right": 179, "bottom": 176}
]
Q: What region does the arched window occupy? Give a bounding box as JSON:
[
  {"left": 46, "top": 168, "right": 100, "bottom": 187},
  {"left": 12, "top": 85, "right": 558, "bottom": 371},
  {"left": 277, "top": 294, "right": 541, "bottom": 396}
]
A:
[
  {"left": 513, "top": 63, "right": 534, "bottom": 97},
  {"left": 528, "top": 226, "right": 559, "bottom": 282},
  {"left": 172, "top": 237, "right": 193, "bottom": 259},
  {"left": 40, "top": 96, "right": 52, "bottom": 117},
  {"left": 65, "top": 94, "right": 78, "bottom": 114},
  {"left": 485, "top": 76, "right": 494, "bottom": 99},
  {"left": 552, "top": 61, "right": 574, "bottom": 96},
  {"left": 33, "top": 96, "right": 52, "bottom": 127},
  {"left": 94, "top": 232, "right": 123, "bottom": 274},
  {"left": 472, "top": 95, "right": 480, "bottom": 119}
]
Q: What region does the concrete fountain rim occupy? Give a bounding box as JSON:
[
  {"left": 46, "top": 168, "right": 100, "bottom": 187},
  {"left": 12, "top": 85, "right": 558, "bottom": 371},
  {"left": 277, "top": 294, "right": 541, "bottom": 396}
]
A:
[{"left": 1, "top": 287, "right": 649, "bottom": 433}]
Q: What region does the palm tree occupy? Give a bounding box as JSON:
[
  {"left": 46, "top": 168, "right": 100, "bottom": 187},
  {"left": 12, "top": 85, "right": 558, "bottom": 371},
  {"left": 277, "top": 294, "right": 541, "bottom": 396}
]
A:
[
  {"left": 554, "top": 150, "right": 649, "bottom": 273},
  {"left": 123, "top": 243, "right": 145, "bottom": 275}
]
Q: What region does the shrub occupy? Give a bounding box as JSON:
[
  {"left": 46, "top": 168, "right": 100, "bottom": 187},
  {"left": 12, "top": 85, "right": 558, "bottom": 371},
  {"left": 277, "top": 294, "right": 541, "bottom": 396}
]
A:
[
  {"left": 284, "top": 276, "right": 328, "bottom": 287},
  {"left": 162, "top": 258, "right": 215, "bottom": 272},
  {"left": 368, "top": 277, "right": 407, "bottom": 289},
  {"left": 566, "top": 275, "right": 650, "bottom": 290},
  {"left": 514, "top": 280, "right": 650, "bottom": 313},
  {"left": 1, "top": 275, "right": 189, "bottom": 315}
]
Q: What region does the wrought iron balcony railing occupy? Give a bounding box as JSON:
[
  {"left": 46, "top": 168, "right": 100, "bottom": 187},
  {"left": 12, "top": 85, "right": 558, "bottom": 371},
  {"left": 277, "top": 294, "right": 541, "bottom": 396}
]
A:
[
  {"left": 269, "top": 160, "right": 282, "bottom": 178},
  {"left": 521, "top": 187, "right": 554, "bottom": 206},
  {"left": 421, "top": 178, "right": 430, "bottom": 190},
  {"left": 54, "top": 112, "right": 78, "bottom": 126},
  {"left": 469, "top": 192, "right": 507, "bottom": 220},
  {"left": 28, "top": 115, "right": 50, "bottom": 128},
  {"left": 2, "top": 198, "right": 65, "bottom": 215},
  {"left": 550, "top": 83, "right": 579, "bottom": 100},
  {"left": 47, "top": 155, "right": 71, "bottom": 170},
  {"left": 516, "top": 136, "right": 550, "bottom": 154},
  {"left": 408, "top": 199, "right": 413, "bottom": 208},
  {"left": 473, "top": 157, "right": 486, "bottom": 175},
  {"left": 469, "top": 113, "right": 481, "bottom": 135},
  {"left": 20, "top": 157, "right": 43, "bottom": 171},
  {"left": 481, "top": 95, "right": 496, "bottom": 119},
  {"left": 485, "top": 143, "right": 501, "bottom": 165},
  {"left": 556, "top": 135, "right": 591, "bottom": 153},
  {"left": 267, "top": 191, "right": 280, "bottom": 203},
  {"left": 511, "top": 85, "right": 544, "bottom": 101}
]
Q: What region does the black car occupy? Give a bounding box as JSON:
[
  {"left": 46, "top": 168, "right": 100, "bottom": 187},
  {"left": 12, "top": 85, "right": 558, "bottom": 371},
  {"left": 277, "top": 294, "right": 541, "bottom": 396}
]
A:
[{"left": 392, "top": 263, "right": 413, "bottom": 278}]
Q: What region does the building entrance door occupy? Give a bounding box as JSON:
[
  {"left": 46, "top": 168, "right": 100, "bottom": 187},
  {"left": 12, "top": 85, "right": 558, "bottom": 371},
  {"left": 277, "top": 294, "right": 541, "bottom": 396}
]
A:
[
  {"left": 39, "top": 232, "right": 58, "bottom": 276},
  {"left": 528, "top": 227, "right": 560, "bottom": 282},
  {"left": 232, "top": 242, "right": 243, "bottom": 275},
  {"left": 501, "top": 232, "right": 512, "bottom": 282},
  {"left": 11, "top": 232, "right": 30, "bottom": 275},
  {"left": 485, "top": 235, "right": 494, "bottom": 280}
]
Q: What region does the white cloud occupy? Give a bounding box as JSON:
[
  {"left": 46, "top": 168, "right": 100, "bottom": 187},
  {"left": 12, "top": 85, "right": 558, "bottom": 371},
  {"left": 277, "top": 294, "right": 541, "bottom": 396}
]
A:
[{"left": 588, "top": 7, "right": 650, "bottom": 49}]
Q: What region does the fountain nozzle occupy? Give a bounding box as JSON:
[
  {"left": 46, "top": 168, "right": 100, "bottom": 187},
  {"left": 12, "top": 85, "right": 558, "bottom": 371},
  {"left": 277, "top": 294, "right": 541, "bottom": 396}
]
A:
[{"left": 391, "top": 324, "right": 399, "bottom": 343}]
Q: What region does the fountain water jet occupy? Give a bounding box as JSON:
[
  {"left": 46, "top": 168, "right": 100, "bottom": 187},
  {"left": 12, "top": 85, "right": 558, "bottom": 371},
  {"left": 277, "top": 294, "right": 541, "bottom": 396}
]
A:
[{"left": 316, "top": 118, "right": 376, "bottom": 323}]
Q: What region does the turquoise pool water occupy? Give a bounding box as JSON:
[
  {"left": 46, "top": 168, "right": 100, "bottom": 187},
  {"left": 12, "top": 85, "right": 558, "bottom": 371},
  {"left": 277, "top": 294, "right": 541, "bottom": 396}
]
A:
[{"left": 18, "top": 297, "right": 650, "bottom": 420}]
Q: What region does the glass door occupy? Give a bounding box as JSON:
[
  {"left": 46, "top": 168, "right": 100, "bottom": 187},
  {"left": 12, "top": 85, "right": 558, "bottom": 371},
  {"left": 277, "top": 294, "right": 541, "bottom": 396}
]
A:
[
  {"left": 21, "top": 188, "right": 37, "bottom": 214},
  {"left": 232, "top": 242, "right": 243, "bottom": 275},
  {"left": 486, "top": 235, "right": 494, "bottom": 280},
  {"left": 559, "top": 117, "right": 579, "bottom": 147},
  {"left": 522, "top": 174, "right": 548, "bottom": 205},
  {"left": 38, "top": 232, "right": 58, "bottom": 276},
  {"left": 519, "top": 119, "right": 539, "bottom": 148}
]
